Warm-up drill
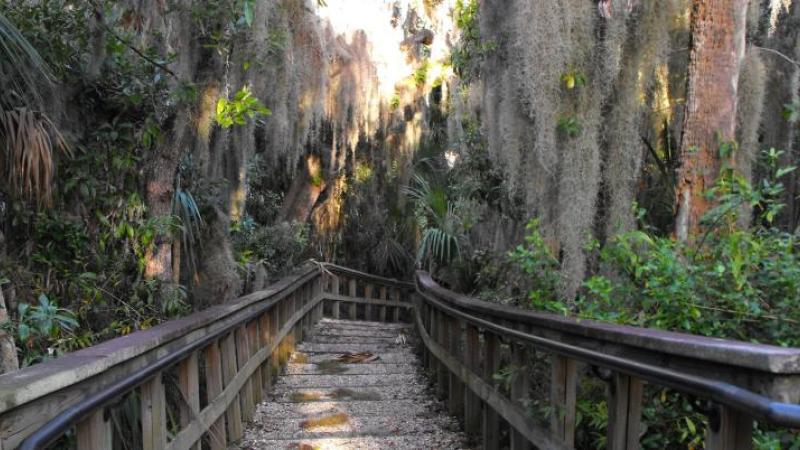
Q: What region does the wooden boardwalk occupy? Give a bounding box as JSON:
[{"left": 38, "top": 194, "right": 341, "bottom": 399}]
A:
[{"left": 235, "top": 318, "right": 471, "bottom": 449}]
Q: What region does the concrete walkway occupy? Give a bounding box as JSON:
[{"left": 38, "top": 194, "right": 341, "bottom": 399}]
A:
[{"left": 235, "top": 318, "right": 472, "bottom": 449}]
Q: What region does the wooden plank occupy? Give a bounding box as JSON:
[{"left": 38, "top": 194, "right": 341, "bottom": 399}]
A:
[
  {"left": 414, "top": 313, "right": 571, "bottom": 450},
  {"left": 140, "top": 373, "right": 166, "bottom": 450},
  {"left": 348, "top": 279, "right": 357, "bottom": 319},
  {"left": 76, "top": 409, "right": 111, "bottom": 450},
  {"left": 483, "top": 331, "right": 501, "bottom": 450},
  {"left": 607, "top": 373, "right": 643, "bottom": 450},
  {"left": 178, "top": 352, "right": 201, "bottom": 450},
  {"left": 221, "top": 333, "right": 243, "bottom": 441},
  {"left": 511, "top": 343, "right": 532, "bottom": 450},
  {"left": 550, "top": 355, "right": 578, "bottom": 446},
  {"left": 464, "top": 324, "right": 481, "bottom": 432},
  {"left": 448, "top": 317, "right": 465, "bottom": 419},
  {"left": 203, "top": 342, "right": 227, "bottom": 450},
  {"left": 705, "top": 406, "right": 753, "bottom": 450}
]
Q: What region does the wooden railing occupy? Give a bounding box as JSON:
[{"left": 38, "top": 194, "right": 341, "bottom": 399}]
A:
[
  {"left": 0, "top": 263, "right": 412, "bottom": 450},
  {"left": 415, "top": 271, "right": 800, "bottom": 450}
]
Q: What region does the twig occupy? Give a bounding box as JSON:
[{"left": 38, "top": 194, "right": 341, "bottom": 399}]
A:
[{"left": 753, "top": 45, "right": 800, "bottom": 69}]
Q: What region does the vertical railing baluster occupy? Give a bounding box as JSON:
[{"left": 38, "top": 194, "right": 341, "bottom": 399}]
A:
[
  {"left": 483, "top": 331, "right": 501, "bottom": 450},
  {"left": 76, "top": 409, "right": 112, "bottom": 450},
  {"left": 607, "top": 373, "right": 644, "bottom": 450},
  {"left": 705, "top": 406, "right": 753, "bottom": 450},
  {"left": 269, "top": 308, "right": 280, "bottom": 386},
  {"left": 348, "top": 278, "right": 357, "bottom": 319},
  {"left": 204, "top": 342, "right": 227, "bottom": 450},
  {"left": 391, "top": 288, "right": 401, "bottom": 322},
  {"left": 464, "top": 324, "right": 481, "bottom": 433},
  {"left": 364, "top": 283, "right": 374, "bottom": 321},
  {"left": 448, "top": 317, "right": 465, "bottom": 418},
  {"left": 221, "top": 333, "right": 243, "bottom": 441},
  {"left": 236, "top": 325, "right": 255, "bottom": 421},
  {"left": 550, "top": 355, "right": 578, "bottom": 446},
  {"left": 178, "top": 352, "right": 201, "bottom": 450},
  {"left": 510, "top": 343, "right": 531, "bottom": 450},
  {"left": 437, "top": 310, "right": 449, "bottom": 400},
  {"left": 379, "top": 286, "right": 388, "bottom": 321},
  {"left": 248, "top": 321, "right": 263, "bottom": 405},
  {"left": 140, "top": 372, "right": 166, "bottom": 450},
  {"left": 332, "top": 276, "right": 341, "bottom": 319},
  {"left": 259, "top": 312, "right": 272, "bottom": 392}
]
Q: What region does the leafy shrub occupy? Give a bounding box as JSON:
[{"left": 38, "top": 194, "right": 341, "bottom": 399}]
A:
[
  {"left": 231, "top": 216, "right": 310, "bottom": 277},
  {"left": 3, "top": 294, "right": 78, "bottom": 367}
]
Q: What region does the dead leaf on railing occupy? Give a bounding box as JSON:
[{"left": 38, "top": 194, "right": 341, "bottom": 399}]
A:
[{"left": 336, "top": 352, "right": 379, "bottom": 363}]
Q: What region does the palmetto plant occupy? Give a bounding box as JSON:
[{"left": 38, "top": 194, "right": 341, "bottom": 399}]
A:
[
  {"left": 0, "top": 13, "right": 69, "bottom": 206},
  {"left": 404, "top": 173, "right": 463, "bottom": 269}
]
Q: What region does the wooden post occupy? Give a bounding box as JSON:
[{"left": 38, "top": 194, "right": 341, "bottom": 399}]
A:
[
  {"left": 332, "top": 276, "right": 341, "bottom": 319},
  {"left": 607, "top": 373, "right": 644, "bottom": 450},
  {"left": 379, "top": 286, "right": 388, "bottom": 322},
  {"left": 364, "top": 283, "right": 374, "bottom": 321},
  {"left": 550, "top": 355, "right": 578, "bottom": 446},
  {"left": 178, "top": 352, "right": 201, "bottom": 450},
  {"left": 483, "top": 331, "right": 501, "bottom": 450},
  {"left": 705, "top": 406, "right": 753, "bottom": 450},
  {"left": 204, "top": 342, "right": 227, "bottom": 450},
  {"left": 348, "top": 278, "right": 357, "bottom": 319},
  {"left": 236, "top": 325, "right": 255, "bottom": 421},
  {"left": 221, "top": 333, "right": 243, "bottom": 441},
  {"left": 464, "top": 324, "right": 481, "bottom": 433},
  {"left": 510, "top": 343, "right": 531, "bottom": 450},
  {"left": 448, "top": 317, "right": 465, "bottom": 419},
  {"left": 76, "top": 409, "right": 112, "bottom": 450},
  {"left": 141, "top": 373, "right": 166, "bottom": 450}
]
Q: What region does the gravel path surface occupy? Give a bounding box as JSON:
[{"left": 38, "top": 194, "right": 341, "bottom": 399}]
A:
[{"left": 234, "top": 318, "right": 473, "bottom": 449}]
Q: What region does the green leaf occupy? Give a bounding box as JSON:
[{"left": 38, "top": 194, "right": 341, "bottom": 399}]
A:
[
  {"left": 18, "top": 323, "right": 30, "bottom": 342},
  {"left": 243, "top": 2, "right": 254, "bottom": 26},
  {"left": 776, "top": 166, "right": 796, "bottom": 179},
  {"left": 684, "top": 417, "right": 697, "bottom": 434}
]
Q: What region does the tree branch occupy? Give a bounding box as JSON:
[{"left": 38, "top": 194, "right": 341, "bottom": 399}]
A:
[{"left": 753, "top": 45, "right": 800, "bottom": 69}]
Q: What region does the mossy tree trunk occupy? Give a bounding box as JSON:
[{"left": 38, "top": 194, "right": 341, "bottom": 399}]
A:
[{"left": 675, "top": 0, "right": 748, "bottom": 241}]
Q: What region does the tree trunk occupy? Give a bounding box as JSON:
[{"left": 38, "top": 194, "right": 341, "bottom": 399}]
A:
[
  {"left": 0, "top": 287, "right": 19, "bottom": 374},
  {"left": 675, "top": 0, "right": 749, "bottom": 241}
]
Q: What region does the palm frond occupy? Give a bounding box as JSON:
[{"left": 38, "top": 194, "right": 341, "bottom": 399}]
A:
[
  {"left": 172, "top": 187, "right": 204, "bottom": 275},
  {"left": 0, "top": 13, "right": 53, "bottom": 108},
  {"left": 0, "top": 107, "right": 70, "bottom": 206}
]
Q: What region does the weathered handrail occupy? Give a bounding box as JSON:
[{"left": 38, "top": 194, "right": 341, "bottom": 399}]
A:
[
  {"left": 0, "top": 262, "right": 412, "bottom": 450},
  {"left": 415, "top": 271, "right": 800, "bottom": 450}
]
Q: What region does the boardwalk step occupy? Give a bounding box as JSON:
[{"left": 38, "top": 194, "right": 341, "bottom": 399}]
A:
[
  {"left": 236, "top": 434, "right": 471, "bottom": 449},
  {"left": 284, "top": 362, "right": 417, "bottom": 375}
]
